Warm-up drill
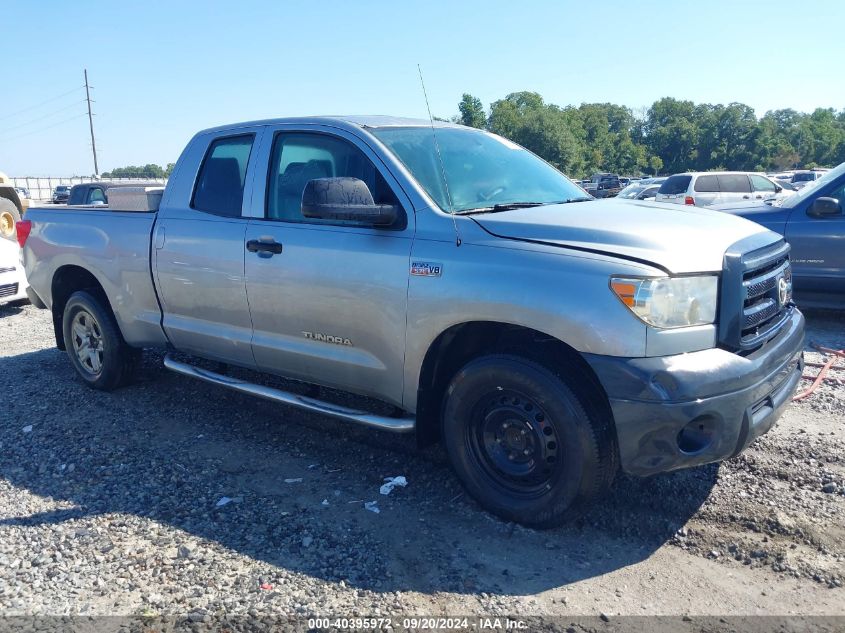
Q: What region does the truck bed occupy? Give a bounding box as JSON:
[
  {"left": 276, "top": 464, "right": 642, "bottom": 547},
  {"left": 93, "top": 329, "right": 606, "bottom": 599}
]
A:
[{"left": 22, "top": 206, "right": 167, "bottom": 347}]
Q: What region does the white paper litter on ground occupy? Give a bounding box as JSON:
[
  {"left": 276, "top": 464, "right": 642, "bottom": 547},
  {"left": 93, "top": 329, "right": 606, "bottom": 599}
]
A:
[
  {"left": 379, "top": 476, "right": 408, "bottom": 495},
  {"left": 364, "top": 501, "right": 380, "bottom": 513},
  {"left": 22, "top": 425, "right": 33, "bottom": 433},
  {"left": 284, "top": 478, "right": 303, "bottom": 484},
  {"left": 216, "top": 497, "right": 232, "bottom": 507}
]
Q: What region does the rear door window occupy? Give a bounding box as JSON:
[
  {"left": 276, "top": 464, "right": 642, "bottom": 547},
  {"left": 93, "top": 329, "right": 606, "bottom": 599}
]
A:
[
  {"left": 68, "top": 188, "right": 85, "bottom": 205},
  {"left": 658, "top": 175, "right": 692, "bottom": 195},
  {"left": 717, "top": 174, "right": 751, "bottom": 193},
  {"left": 192, "top": 134, "right": 255, "bottom": 217},
  {"left": 693, "top": 175, "right": 719, "bottom": 192}
]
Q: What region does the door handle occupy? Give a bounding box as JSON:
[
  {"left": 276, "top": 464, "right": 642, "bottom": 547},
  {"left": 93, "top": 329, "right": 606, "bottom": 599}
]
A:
[
  {"left": 742, "top": 195, "right": 750, "bottom": 199},
  {"left": 246, "top": 239, "right": 283, "bottom": 255},
  {"left": 755, "top": 195, "right": 763, "bottom": 199}
]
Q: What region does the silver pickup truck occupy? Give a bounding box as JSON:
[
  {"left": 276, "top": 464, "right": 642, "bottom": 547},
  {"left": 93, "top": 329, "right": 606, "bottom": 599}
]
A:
[{"left": 19, "top": 116, "right": 804, "bottom": 527}]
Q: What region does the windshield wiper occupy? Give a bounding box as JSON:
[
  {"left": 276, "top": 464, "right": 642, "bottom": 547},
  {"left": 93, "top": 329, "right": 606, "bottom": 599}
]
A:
[
  {"left": 454, "top": 198, "right": 593, "bottom": 215},
  {"left": 454, "top": 202, "right": 545, "bottom": 215}
]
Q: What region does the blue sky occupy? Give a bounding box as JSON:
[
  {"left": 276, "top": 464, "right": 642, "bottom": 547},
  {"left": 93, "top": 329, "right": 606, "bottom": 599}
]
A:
[{"left": 2, "top": 0, "right": 843, "bottom": 175}]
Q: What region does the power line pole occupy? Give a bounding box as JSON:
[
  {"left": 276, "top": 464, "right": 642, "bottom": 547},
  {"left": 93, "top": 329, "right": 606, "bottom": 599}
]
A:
[{"left": 84, "top": 69, "right": 99, "bottom": 175}]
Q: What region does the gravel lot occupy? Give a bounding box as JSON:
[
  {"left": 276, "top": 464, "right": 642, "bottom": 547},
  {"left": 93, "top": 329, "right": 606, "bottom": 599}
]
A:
[{"left": 0, "top": 302, "right": 843, "bottom": 625}]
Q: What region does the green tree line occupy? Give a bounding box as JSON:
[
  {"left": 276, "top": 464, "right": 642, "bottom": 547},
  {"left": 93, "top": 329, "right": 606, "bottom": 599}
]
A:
[
  {"left": 455, "top": 93, "right": 845, "bottom": 178},
  {"left": 101, "top": 163, "right": 176, "bottom": 179}
]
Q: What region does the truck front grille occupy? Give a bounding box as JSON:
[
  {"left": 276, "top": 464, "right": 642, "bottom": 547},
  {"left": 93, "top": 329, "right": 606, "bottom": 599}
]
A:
[
  {"left": 0, "top": 283, "right": 19, "bottom": 298},
  {"left": 719, "top": 236, "right": 793, "bottom": 352},
  {"left": 0, "top": 266, "right": 15, "bottom": 274}
]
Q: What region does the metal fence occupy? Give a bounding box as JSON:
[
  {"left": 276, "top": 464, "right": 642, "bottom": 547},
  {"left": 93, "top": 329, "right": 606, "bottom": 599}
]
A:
[{"left": 10, "top": 176, "right": 167, "bottom": 201}]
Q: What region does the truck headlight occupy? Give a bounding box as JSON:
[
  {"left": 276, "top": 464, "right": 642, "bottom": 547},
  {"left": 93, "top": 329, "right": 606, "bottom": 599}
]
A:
[{"left": 610, "top": 275, "right": 718, "bottom": 328}]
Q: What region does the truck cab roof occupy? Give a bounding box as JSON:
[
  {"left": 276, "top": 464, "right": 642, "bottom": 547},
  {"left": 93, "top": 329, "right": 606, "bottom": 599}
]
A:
[{"left": 196, "top": 115, "right": 461, "bottom": 137}]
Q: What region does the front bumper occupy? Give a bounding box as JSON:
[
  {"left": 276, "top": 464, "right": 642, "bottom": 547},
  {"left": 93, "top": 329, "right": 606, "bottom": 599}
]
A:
[{"left": 585, "top": 307, "right": 804, "bottom": 476}]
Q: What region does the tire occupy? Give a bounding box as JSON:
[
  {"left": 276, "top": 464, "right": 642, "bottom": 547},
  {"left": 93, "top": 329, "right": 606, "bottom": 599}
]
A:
[
  {"left": 62, "top": 290, "right": 139, "bottom": 390},
  {"left": 442, "top": 354, "right": 616, "bottom": 528},
  {"left": 0, "top": 198, "right": 21, "bottom": 242}
]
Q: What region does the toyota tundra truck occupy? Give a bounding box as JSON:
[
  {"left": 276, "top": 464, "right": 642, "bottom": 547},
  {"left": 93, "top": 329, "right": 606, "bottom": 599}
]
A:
[{"left": 19, "top": 116, "right": 804, "bottom": 527}]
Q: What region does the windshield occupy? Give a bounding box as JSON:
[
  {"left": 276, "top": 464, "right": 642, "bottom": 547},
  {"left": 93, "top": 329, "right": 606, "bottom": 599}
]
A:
[
  {"left": 792, "top": 172, "right": 817, "bottom": 182},
  {"left": 370, "top": 126, "right": 588, "bottom": 213},
  {"left": 779, "top": 162, "right": 845, "bottom": 208},
  {"left": 617, "top": 184, "right": 647, "bottom": 198}
]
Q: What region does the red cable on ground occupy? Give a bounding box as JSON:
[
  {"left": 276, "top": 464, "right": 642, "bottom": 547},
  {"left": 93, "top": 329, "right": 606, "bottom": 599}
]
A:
[{"left": 793, "top": 344, "right": 845, "bottom": 402}]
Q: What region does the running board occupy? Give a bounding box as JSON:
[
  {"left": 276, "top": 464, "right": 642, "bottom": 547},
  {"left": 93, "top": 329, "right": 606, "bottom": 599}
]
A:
[{"left": 163, "top": 354, "right": 415, "bottom": 432}]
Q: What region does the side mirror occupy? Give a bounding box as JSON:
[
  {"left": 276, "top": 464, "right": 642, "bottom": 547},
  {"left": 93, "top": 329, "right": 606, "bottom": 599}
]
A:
[
  {"left": 774, "top": 185, "right": 782, "bottom": 193},
  {"left": 807, "top": 197, "right": 842, "bottom": 218},
  {"left": 301, "top": 178, "right": 397, "bottom": 226}
]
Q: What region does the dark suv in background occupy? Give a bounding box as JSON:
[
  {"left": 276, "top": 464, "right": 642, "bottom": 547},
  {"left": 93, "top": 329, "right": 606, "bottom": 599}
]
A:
[{"left": 51, "top": 185, "right": 71, "bottom": 204}]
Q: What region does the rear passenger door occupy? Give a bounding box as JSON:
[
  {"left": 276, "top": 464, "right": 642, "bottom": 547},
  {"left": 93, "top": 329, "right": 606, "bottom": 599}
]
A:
[
  {"left": 153, "top": 128, "right": 265, "bottom": 367},
  {"left": 242, "top": 126, "right": 414, "bottom": 406},
  {"left": 716, "top": 174, "right": 752, "bottom": 206}
]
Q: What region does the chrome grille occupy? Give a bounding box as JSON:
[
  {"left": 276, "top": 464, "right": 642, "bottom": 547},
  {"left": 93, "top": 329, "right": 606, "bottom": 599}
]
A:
[
  {"left": 0, "top": 266, "right": 15, "bottom": 274},
  {"left": 0, "top": 283, "right": 19, "bottom": 298}
]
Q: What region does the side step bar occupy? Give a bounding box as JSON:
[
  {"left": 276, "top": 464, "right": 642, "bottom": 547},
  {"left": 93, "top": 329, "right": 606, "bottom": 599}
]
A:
[{"left": 163, "top": 354, "right": 415, "bottom": 432}]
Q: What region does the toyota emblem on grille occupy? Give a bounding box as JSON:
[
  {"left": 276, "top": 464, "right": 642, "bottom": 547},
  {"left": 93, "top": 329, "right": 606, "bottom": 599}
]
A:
[{"left": 778, "top": 276, "right": 789, "bottom": 306}]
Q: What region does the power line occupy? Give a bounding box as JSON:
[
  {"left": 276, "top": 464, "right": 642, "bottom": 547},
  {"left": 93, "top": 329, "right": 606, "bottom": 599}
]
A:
[
  {"left": 0, "top": 86, "right": 85, "bottom": 123},
  {"left": 5, "top": 99, "right": 88, "bottom": 132},
  {"left": 0, "top": 113, "right": 88, "bottom": 144}
]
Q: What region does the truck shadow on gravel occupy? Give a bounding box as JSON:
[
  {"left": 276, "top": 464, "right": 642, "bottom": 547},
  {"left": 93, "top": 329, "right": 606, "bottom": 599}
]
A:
[{"left": 0, "top": 347, "right": 718, "bottom": 596}]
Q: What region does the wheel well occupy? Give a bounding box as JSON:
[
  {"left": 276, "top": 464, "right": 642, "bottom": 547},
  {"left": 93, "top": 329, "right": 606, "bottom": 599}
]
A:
[
  {"left": 50, "top": 266, "right": 111, "bottom": 351},
  {"left": 415, "top": 322, "right": 616, "bottom": 449}
]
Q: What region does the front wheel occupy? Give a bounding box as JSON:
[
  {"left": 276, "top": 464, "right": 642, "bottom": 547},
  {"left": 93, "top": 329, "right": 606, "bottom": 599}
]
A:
[
  {"left": 62, "top": 290, "right": 140, "bottom": 390},
  {"left": 442, "top": 354, "right": 616, "bottom": 527}
]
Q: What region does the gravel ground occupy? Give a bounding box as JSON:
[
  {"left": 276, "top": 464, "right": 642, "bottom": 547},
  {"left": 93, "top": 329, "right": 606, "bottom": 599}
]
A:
[{"left": 0, "top": 302, "right": 843, "bottom": 625}]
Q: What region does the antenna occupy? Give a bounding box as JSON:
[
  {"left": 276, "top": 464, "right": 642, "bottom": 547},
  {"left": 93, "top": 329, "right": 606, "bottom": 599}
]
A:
[{"left": 417, "top": 64, "right": 461, "bottom": 247}]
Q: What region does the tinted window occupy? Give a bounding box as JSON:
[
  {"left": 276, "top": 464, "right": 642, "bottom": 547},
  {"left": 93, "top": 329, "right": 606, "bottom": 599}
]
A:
[
  {"left": 192, "top": 135, "right": 254, "bottom": 217},
  {"left": 693, "top": 175, "right": 719, "bottom": 192},
  {"left": 717, "top": 175, "right": 751, "bottom": 193},
  {"left": 68, "top": 187, "right": 85, "bottom": 205},
  {"left": 792, "top": 172, "right": 815, "bottom": 182},
  {"left": 658, "top": 175, "right": 692, "bottom": 195},
  {"left": 750, "top": 175, "right": 776, "bottom": 193},
  {"left": 266, "top": 133, "right": 403, "bottom": 227}
]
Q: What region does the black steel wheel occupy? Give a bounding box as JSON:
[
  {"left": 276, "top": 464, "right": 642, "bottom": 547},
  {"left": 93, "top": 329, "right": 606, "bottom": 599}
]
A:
[{"left": 442, "top": 354, "right": 616, "bottom": 527}]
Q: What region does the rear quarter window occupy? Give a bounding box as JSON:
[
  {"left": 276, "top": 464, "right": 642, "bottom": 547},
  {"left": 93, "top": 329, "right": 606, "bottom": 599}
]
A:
[
  {"left": 658, "top": 175, "right": 692, "bottom": 195},
  {"left": 693, "top": 175, "right": 719, "bottom": 192}
]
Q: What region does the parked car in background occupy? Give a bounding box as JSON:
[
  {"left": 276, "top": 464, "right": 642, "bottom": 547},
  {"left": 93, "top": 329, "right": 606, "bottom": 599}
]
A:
[
  {"left": 791, "top": 169, "right": 829, "bottom": 189},
  {"left": 713, "top": 161, "right": 845, "bottom": 309},
  {"left": 0, "top": 237, "right": 28, "bottom": 304},
  {"left": 51, "top": 185, "right": 71, "bottom": 204},
  {"left": 14, "top": 187, "right": 31, "bottom": 201},
  {"left": 616, "top": 177, "right": 666, "bottom": 200},
  {"left": 656, "top": 172, "right": 791, "bottom": 207},
  {"left": 582, "top": 172, "right": 622, "bottom": 198},
  {"left": 0, "top": 173, "right": 27, "bottom": 242},
  {"left": 67, "top": 182, "right": 165, "bottom": 206},
  {"left": 19, "top": 115, "right": 804, "bottom": 527}
]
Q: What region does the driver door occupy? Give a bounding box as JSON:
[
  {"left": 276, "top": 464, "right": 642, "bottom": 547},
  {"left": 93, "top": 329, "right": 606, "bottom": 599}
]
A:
[{"left": 243, "top": 127, "right": 415, "bottom": 406}]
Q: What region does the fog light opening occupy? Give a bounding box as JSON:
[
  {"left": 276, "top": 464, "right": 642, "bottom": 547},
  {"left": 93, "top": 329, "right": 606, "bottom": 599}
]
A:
[{"left": 677, "top": 416, "right": 717, "bottom": 455}]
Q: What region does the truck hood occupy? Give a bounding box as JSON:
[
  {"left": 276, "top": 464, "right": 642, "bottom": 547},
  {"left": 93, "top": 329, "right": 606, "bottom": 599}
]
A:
[{"left": 471, "top": 198, "right": 773, "bottom": 274}]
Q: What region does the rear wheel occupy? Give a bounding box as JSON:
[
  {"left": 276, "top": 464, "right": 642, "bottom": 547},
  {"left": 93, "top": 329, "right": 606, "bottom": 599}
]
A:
[
  {"left": 442, "top": 354, "right": 616, "bottom": 527},
  {"left": 62, "top": 290, "right": 139, "bottom": 390},
  {"left": 0, "top": 199, "right": 21, "bottom": 242}
]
